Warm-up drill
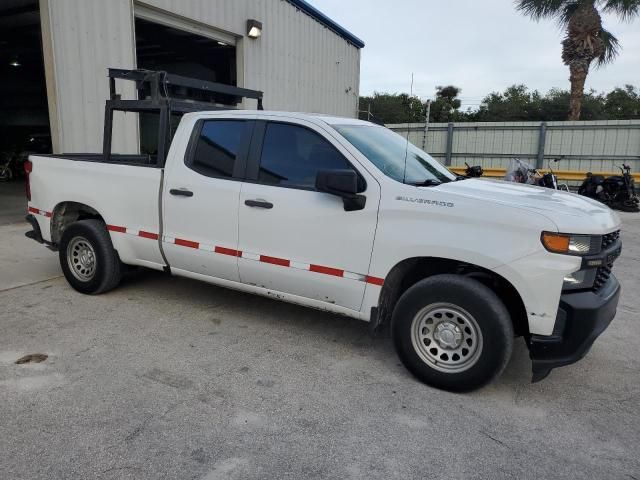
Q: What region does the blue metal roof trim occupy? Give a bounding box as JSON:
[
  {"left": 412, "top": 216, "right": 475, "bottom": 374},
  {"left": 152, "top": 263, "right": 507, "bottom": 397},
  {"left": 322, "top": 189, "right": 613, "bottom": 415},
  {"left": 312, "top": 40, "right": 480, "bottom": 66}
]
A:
[{"left": 286, "top": 0, "right": 365, "bottom": 48}]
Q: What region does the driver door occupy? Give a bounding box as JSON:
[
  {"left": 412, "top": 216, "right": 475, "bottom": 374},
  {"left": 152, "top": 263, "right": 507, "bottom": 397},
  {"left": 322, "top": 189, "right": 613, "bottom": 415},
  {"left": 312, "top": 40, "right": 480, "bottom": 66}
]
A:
[{"left": 237, "top": 118, "right": 380, "bottom": 312}]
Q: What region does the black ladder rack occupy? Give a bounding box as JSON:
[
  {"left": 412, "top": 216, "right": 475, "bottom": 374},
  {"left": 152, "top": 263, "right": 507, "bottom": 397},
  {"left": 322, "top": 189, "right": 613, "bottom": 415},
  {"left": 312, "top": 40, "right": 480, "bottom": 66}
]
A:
[{"left": 103, "top": 68, "right": 264, "bottom": 166}]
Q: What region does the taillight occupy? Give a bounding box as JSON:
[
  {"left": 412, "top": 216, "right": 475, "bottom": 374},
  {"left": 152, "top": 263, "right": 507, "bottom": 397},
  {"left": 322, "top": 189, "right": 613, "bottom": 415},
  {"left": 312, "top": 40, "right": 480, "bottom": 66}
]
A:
[{"left": 24, "top": 160, "right": 32, "bottom": 201}]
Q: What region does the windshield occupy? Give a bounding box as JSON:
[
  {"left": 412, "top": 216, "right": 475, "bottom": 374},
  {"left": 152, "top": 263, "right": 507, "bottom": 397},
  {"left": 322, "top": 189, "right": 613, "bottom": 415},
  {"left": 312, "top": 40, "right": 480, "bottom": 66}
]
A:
[{"left": 334, "top": 124, "right": 456, "bottom": 185}]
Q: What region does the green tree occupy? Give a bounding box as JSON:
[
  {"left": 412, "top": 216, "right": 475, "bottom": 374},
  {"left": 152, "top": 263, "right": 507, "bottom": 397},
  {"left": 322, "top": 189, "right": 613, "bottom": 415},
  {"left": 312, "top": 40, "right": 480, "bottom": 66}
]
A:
[
  {"left": 517, "top": 0, "right": 639, "bottom": 120},
  {"left": 359, "top": 85, "right": 638, "bottom": 124},
  {"left": 603, "top": 85, "right": 640, "bottom": 118},
  {"left": 359, "top": 86, "right": 468, "bottom": 124},
  {"left": 429, "top": 85, "right": 463, "bottom": 122},
  {"left": 539, "top": 88, "right": 606, "bottom": 120},
  {"left": 358, "top": 92, "right": 426, "bottom": 124},
  {"left": 475, "top": 85, "right": 542, "bottom": 121},
  {"left": 475, "top": 85, "right": 609, "bottom": 121}
]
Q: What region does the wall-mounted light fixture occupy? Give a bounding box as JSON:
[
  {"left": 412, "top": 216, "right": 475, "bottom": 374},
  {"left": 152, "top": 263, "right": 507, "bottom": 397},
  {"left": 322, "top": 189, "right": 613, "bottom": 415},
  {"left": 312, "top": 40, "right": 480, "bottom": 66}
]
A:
[
  {"left": 247, "top": 19, "right": 262, "bottom": 39},
  {"left": 9, "top": 59, "right": 20, "bottom": 67}
]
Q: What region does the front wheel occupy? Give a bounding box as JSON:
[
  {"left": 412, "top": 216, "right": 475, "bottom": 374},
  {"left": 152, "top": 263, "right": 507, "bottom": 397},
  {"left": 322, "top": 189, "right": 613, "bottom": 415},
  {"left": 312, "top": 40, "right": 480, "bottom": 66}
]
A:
[
  {"left": 59, "top": 220, "right": 122, "bottom": 294},
  {"left": 391, "top": 274, "right": 514, "bottom": 392},
  {"left": 617, "top": 201, "right": 640, "bottom": 212}
]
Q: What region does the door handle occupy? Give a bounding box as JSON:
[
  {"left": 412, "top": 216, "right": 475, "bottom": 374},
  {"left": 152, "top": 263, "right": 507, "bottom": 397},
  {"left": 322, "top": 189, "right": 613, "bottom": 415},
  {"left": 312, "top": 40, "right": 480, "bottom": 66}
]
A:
[
  {"left": 170, "top": 189, "right": 193, "bottom": 197},
  {"left": 245, "top": 199, "right": 273, "bottom": 209}
]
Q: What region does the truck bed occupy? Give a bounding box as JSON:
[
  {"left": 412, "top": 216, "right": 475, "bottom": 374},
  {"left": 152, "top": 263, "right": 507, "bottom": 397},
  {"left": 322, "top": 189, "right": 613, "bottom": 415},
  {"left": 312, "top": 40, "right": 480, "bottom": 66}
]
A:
[
  {"left": 27, "top": 154, "right": 166, "bottom": 270},
  {"left": 37, "top": 153, "right": 157, "bottom": 167}
]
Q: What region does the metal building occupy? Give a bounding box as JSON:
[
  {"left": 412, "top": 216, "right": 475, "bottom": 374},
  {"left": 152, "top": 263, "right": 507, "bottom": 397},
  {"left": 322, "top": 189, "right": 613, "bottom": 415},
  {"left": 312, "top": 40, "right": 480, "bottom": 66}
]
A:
[{"left": 0, "top": 0, "right": 364, "bottom": 157}]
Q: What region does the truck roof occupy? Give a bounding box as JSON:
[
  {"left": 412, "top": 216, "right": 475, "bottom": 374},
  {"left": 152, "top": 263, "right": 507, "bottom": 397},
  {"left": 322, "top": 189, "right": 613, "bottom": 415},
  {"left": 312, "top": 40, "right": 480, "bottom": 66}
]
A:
[{"left": 184, "top": 110, "right": 375, "bottom": 127}]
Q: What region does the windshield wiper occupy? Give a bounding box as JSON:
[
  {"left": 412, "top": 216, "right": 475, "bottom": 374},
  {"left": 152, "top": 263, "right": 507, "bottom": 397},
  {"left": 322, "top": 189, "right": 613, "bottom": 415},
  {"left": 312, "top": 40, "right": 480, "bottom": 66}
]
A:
[{"left": 407, "top": 179, "right": 442, "bottom": 187}]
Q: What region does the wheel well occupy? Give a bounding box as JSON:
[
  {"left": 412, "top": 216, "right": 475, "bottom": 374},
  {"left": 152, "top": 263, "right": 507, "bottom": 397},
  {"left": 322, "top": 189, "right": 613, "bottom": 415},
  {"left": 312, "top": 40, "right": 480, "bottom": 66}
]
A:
[
  {"left": 375, "top": 257, "right": 529, "bottom": 336},
  {"left": 51, "top": 202, "right": 104, "bottom": 245}
]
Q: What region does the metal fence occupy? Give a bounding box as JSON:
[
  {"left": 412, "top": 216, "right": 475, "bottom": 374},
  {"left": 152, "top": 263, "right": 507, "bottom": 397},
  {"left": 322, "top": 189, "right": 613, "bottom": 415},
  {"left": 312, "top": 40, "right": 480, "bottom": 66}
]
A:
[{"left": 387, "top": 120, "right": 640, "bottom": 174}]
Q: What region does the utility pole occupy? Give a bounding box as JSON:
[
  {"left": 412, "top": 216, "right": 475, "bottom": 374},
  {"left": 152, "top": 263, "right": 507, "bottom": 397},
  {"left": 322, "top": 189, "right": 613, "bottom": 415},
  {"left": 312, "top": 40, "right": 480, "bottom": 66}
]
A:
[{"left": 422, "top": 100, "right": 432, "bottom": 151}]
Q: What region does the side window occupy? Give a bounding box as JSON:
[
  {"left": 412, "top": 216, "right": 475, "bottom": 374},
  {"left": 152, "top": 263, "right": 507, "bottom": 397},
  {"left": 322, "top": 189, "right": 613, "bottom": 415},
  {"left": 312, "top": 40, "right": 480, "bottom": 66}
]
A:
[
  {"left": 188, "top": 120, "right": 250, "bottom": 178},
  {"left": 258, "top": 123, "right": 355, "bottom": 189}
]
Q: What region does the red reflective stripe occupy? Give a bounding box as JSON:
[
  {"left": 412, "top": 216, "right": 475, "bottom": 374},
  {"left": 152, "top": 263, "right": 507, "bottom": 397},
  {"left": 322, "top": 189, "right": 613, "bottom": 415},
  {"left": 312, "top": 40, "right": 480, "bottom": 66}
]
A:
[
  {"left": 84, "top": 221, "right": 378, "bottom": 284},
  {"left": 366, "top": 276, "right": 384, "bottom": 286},
  {"left": 138, "top": 231, "right": 159, "bottom": 240},
  {"left": 107, "top": 225, "right": 126, "bottom": 233},
  {"left": 310, "top": 264, "right": 344, "bottom": 277},
  {"left": 260, "top": 255, "right": 290, "bottom": 267},
  {"left": 215, "top": 246, "right": 242, "bottom": 257},
  {"left": 28, "top": 207, "right": 39, "bottom": 214},
  {"left": 45, "top": 211, "right": 52, "bottom": 217},
  {"left": 175, "top": 238, "right": 199, "bottom": 249}
]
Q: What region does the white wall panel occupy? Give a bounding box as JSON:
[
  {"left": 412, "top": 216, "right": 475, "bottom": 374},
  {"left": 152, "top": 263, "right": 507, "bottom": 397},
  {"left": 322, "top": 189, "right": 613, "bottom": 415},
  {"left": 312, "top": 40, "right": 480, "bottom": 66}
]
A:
[
  {"left": 40, "top": 0, "right": 138, "bottom": 154},
  {"left": 41, "top": 0, "right": 361, "bottom": 153},
  {"left": 389, "top": 120, "right": 640, "bottom": 173}
]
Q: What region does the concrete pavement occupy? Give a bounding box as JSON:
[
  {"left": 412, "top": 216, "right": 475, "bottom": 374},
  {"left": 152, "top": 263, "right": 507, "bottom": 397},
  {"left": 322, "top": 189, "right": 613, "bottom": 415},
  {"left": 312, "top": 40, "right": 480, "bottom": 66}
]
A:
[
  {"left": 0, "top": 222, "right": 61, "bottom": 291},
  {"left": 1, "top": 215, "right": 639, "bottom": 479},
  {"left": 0, "top": 180, "right": 27, "bottom": 226}
]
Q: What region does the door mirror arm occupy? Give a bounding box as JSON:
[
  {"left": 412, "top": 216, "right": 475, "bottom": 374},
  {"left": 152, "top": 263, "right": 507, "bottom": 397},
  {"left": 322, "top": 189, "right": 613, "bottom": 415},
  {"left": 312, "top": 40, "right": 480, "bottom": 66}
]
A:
[{"left": 316, "top": 169, "right": 366, "bottom": 211}]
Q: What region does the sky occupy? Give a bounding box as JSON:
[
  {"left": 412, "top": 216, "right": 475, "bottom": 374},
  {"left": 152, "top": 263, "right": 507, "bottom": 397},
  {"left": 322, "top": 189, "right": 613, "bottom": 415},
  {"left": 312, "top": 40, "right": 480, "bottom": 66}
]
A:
[{"left": 309, "top": 0, "right": 640, "bottom": 110}]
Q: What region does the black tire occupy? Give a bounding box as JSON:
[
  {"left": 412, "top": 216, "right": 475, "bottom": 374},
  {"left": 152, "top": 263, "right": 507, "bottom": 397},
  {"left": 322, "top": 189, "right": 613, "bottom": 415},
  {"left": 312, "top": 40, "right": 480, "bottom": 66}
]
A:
[
  {"left": 617, "top": 202, "right": 640, "bottom": 213},
  {"left": 59, "top": 219, "right": 122, "bottom": 294},
  {"left": 391, "top": 274, "right": 514, "bottom": 392}
]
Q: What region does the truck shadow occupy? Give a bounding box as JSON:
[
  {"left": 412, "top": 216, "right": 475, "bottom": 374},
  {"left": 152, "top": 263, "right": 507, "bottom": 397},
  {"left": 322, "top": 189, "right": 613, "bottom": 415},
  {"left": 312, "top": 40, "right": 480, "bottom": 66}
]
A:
[{"left": 117, "top": 267, "right": 534, "bottom": 393}]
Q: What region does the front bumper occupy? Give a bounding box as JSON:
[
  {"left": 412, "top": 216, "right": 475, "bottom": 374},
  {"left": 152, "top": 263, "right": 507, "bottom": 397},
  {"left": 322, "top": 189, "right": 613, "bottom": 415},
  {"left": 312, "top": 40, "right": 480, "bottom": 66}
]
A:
[{"left": 528, "top": 274, "right": 620, "bottom": 382}]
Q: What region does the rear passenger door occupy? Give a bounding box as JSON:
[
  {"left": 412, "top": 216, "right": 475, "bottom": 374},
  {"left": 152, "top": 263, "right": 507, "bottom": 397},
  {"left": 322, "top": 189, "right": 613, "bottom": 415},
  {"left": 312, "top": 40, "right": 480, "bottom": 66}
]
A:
[
  {"left": 237, "top": 118, "right": 380, "bottom": 312},
  {"left": 162, "top": 118, "right": 253, "bottom": 281}
]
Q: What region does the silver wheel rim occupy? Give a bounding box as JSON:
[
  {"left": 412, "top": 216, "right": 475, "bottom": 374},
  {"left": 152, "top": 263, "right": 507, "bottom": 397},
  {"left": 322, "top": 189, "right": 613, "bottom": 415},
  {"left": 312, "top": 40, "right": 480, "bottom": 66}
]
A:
[
  {"left": 410, "top": 302, "right": 483, "bottom": 373},
  {"left": 67, "top": 236, "right": 97, "bottom": 281}
]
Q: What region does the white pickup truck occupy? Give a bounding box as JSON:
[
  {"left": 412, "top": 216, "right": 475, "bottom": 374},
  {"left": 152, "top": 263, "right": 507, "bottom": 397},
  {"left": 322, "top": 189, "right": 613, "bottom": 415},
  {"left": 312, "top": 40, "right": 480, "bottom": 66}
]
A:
[{"left": 25, "top": 70, "right": 622, "bottom": 392}]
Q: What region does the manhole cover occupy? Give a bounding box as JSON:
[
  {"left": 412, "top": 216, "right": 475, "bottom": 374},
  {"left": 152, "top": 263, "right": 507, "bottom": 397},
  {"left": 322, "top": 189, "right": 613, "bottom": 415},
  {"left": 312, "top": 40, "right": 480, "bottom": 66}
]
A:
[{"left": 15, "top": 354, "right": 48, "bottom": 364}]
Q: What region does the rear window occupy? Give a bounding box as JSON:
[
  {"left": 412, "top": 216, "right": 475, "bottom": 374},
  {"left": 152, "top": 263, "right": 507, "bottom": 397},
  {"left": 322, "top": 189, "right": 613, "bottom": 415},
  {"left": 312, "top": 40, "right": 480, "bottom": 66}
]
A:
[{"left": 189, "top": 120, "right": 251, "bottom": 178}]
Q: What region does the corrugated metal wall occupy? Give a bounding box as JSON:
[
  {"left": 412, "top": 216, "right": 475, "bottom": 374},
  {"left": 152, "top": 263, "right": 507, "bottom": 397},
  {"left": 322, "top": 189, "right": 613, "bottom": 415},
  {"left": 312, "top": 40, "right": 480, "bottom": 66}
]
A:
[
  {"left": 388, "top": 120, "right": 640, "bottom": 174},
  {"left": 40, "top": 0, "right": 361, "bottom": 153},
  {"left": 40, "top": 0, "right": 138, "bottom": 154},
  {"left": 147, "top": 0, "right": 361, "bottom": 115}
]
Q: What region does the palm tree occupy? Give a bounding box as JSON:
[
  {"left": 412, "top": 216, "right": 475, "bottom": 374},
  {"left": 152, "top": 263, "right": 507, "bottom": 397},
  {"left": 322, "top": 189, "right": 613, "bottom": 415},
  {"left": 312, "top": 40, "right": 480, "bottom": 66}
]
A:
[{"left": 516, "top": 0, "right": 639, "bottom": 120}]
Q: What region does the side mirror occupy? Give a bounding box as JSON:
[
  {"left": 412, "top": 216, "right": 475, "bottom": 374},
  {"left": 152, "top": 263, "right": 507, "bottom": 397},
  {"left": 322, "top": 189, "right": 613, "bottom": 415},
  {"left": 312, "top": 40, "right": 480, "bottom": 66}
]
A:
[
  {"left": 316, "top": 169, "right": 366, "bottom": 211},
  {"left": 316, "top": 169, "right": 358, "bottom": 196}
]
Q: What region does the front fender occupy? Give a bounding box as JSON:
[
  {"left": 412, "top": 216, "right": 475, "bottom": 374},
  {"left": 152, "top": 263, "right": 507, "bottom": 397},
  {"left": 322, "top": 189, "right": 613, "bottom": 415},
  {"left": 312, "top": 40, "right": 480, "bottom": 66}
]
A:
[{"left": 493, "top": 250, "right": 581, "bottom": 335}]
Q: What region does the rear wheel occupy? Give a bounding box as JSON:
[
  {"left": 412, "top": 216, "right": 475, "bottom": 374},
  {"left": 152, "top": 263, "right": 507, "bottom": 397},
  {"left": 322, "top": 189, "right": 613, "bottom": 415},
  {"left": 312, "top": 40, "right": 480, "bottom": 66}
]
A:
[
  {"left": 59, "top": 220, "right": 122, "bottom": 294},
  {"left": 391, "top": 274, "right": 513, "bottom": 392}
]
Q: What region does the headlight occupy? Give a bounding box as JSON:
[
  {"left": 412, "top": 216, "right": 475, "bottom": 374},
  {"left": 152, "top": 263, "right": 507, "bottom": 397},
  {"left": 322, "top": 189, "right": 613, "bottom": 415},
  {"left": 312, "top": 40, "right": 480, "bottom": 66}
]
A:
[
  {"left": 541, "top": 232, "right": 600, "bottom": 256},
  {"left": 563, "top": 269, "right": 597, "bottom": 291}
]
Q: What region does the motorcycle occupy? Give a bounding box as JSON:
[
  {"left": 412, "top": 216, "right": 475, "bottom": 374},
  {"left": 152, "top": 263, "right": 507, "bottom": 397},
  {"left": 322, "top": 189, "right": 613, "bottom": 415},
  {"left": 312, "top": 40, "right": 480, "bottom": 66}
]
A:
[
  {"left": 505, "top": 158, "right": 571, "bottom": 192},
  {"left": 579, "top": 164, "right": 639, "bottom": 212},
  {"left": 464, "top": 162, "right": 483, "bottom": 178},
  {"left": 537, "top": 159, "right": 569, "bottom": 192},
  {"left": 454, "top": 162, "right": 484, "bottom": 180},
  {"left": 505, "top": 158, "right": 538, "bottom": 185},
  {"left": 0, "top": 152, "right": 17, "bottom": 182},
  {"left": 0, "top": 133, "right": 51, "bottom": 182}
]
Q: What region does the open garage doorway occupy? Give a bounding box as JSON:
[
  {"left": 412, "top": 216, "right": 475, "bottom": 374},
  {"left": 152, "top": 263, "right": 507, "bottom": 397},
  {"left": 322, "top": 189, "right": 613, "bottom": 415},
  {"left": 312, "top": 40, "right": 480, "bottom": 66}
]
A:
[
  {"left": 134, "top": 16, "right": 238, "bottom": 156},
  {"left": 0, "top": 0, "right": 51, "bottom": 225}
]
